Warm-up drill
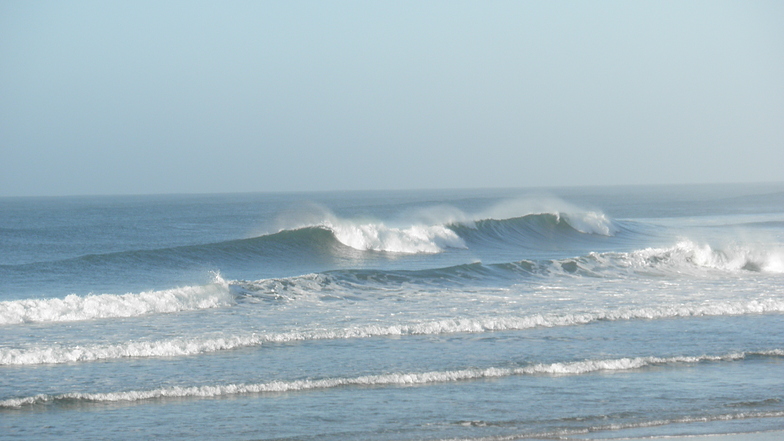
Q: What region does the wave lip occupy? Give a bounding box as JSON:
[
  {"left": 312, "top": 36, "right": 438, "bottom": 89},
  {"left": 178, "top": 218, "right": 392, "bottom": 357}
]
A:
[
  {"left": 320, "top": 220, "right": 466, "bottom": 254},
  {"left": 3, "top": 350, "right": 780, "bottom": 408},
  {"left": 268, "top": 200, "right": 618, "bottom": 255},
  {"left": 561, "top": 211, "right": 617, "bottom": 236},
  {"left": 451, "top": 211, "right": 618, "bottom": 248},
  {"left": 0, "top": 275, "right": 231, "bottom": 325}
]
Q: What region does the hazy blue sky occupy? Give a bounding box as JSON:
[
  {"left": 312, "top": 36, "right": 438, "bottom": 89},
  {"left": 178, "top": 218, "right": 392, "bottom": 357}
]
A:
[{"left": 1, "top": 1, "right": 782, "bottom": 197}]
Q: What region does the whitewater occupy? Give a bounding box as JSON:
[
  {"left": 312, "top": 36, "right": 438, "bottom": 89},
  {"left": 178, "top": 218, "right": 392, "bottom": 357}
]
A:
[{"left": 1, "top": 184, "right": 783, "bottom": 441}]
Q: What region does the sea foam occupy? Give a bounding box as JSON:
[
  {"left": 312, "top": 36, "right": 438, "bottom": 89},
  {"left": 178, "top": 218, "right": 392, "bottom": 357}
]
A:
[
  {"left": 625, "top": 240, "right": 784, "bottom": 274},
  {"left": 4, "top": 300, "right": 782, "bottom": 365},
  {"left": 561, "top": 211, "right": 617, "bottom": 236},
  {"left": 3, "top": 351, "right": 779, "bottom": 408},
  {"left": 323, "top": 219, "right": 466, "bottom": 254},
  {"left": 0, "top": 275, "right": 231, "bottom": 325}
]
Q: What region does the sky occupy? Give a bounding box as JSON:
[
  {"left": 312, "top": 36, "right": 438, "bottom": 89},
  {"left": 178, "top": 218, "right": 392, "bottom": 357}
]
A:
[{"left": 1, "top": 0, "right": 782, "bottom": 197}]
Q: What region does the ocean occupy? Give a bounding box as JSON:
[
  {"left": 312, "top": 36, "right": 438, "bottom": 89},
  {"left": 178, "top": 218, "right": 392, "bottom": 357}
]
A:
[{"left": 1, "top": 184, "right": 783, "bottom": 440}]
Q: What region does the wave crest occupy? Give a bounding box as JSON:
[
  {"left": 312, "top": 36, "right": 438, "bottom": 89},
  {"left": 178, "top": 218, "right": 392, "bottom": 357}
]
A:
[
  {"left": 322, "top": 220, "right": 466, "bottom": 254},
  {"left": 3, "top": 350, "right": 780, "bottom": 408},
  {"left": 4, "top": 300, "right": 782, "bottom": 365},
  {"left": 626, "top": 241, "right": 784, "bottom": 274},
  {"left": 268, "top": 199, "right": 617, "bottom": 255},
  {"left": 0, "top": 275, "right": 231, "bottom": 325},
  {"left": 561, "top": 211, "right": 617, "bottom": 236}
]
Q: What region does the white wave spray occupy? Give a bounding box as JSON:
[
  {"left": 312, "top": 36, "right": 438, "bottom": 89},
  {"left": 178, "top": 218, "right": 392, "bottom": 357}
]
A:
[
  {"left": 323, "top": 219, "right": 466, "bottom": 254},
  {"left": 3, "top": 350, "right": 780, "bottom": 408},
  {"left": 623, "top": 240, "right": 784, "bottom": 274},
  {"left": 269, "top": 196, "right": 619, "bottom": 255},
  {"left": 479, "top": 197, "right": 618, "bottom": 236},
  {"left": 4, "top": 298, "right": 783, "bottom": 365},
  {"left": 0, "top": 274, "right": 232, "bottom": 325}
]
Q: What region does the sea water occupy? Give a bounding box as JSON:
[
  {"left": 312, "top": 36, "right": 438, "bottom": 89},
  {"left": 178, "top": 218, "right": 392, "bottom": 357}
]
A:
[{"left": 1, "top": 184, "right": 782, "bottom": 440}]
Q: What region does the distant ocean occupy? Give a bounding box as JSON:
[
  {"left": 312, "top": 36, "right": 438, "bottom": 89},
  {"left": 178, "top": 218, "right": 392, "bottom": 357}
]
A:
[{"left": 1, "top": 184, "right": 783, "bottom": 440}]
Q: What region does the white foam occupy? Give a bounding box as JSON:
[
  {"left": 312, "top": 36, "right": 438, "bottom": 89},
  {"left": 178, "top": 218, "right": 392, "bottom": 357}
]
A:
[
  {"left": 317, "top": 206, "right": 618, "bottom": 252},
  {"left": 272, "top": 197, "right": 619, "bottom": 254},
  {"left": 0, "top": 275, "right": 232, "bottom": 325},
  {"left": 271, "top": 203, "right": 466, "bottom": 254},
  {"left": 0, "top": 334, "right": 264, "bottom": 365},
  {"left": 3, "top": 351, "right": 777, "bottom": 408},
  {"left": 562, "top": 211, "right": 617, "bottom": 236},
  {"left": 324, "top": 219, "right": 466, "bottom": 254},
  {"left": 4, "top": 300, "right": 782, "bottom": 365},
  {"left": 625, "top": 240, "right": 784, "bottom": 274}
]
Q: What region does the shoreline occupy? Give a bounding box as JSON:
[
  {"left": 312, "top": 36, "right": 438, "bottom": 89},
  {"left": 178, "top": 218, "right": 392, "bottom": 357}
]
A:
[{"left": 560, "top": 430, "right": 784, "bottom": 441}]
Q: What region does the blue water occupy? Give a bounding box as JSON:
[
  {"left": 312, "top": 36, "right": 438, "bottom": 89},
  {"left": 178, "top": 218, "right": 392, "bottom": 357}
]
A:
[{"left": 1, "top": 184, "right": 783, "bottom": 440}]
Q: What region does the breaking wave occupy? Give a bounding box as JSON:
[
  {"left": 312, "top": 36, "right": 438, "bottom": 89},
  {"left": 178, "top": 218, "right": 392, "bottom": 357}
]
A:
[
  {"left": 321, "top": 220, "right": 466, "bottom": 254},
  {"left": 499, "top": 240, "right": 784, "bottom": 278},
  {"left": 280, "top": 210, "right": 616, "bottom": 255},
  {"left": 237, "top": 240, "right": 784, "bottom": 300},
  {"left": 0, "top": 209, "right": 619, "bottom": 277},
  {"left": 4, "top": 301, "right": 783, "bottom": 365},
  {"left": 3, "top": 351, "right": 781, "bottom": 408},
  {"left": 0, "top": 275, "right": 231, "bottom": 325},
  {"left": 629, "top": 240, "right": 784, "bottom": 273},
  {"left": 4, "top": 237, "right": 778, "bottom": 329}
]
